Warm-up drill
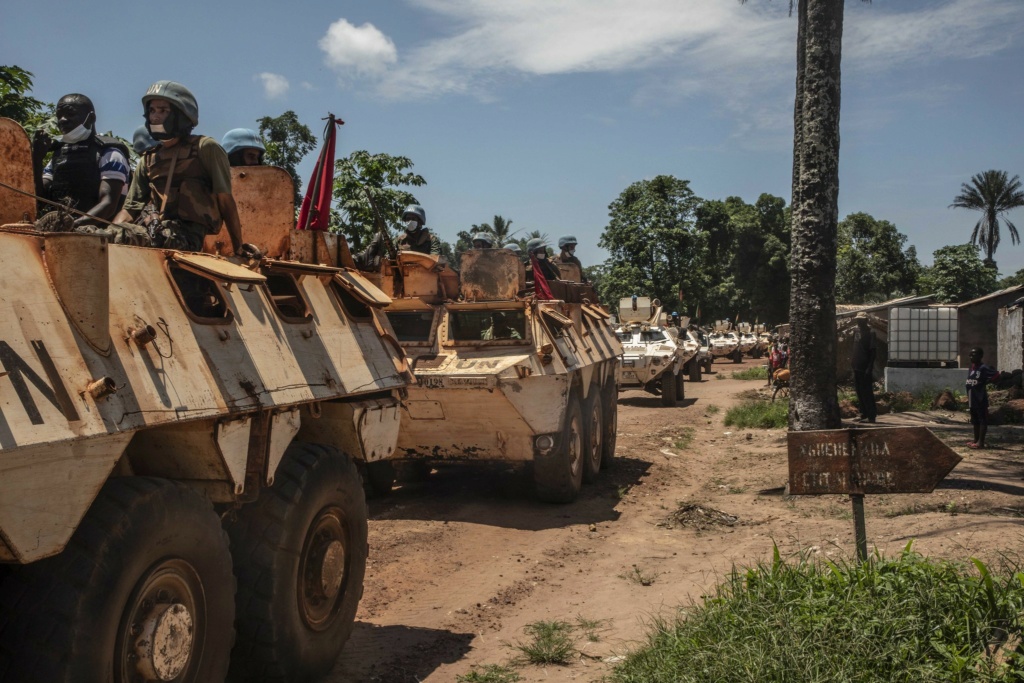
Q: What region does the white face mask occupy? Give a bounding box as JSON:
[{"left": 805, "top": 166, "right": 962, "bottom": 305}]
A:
[
  {"left": 536, "top": 252, "right": 547, "bottom": 260},
  {"left": 61, "top": 123, "right": 92, "bottom": 144},
  {"left": 405, "top": 220, "right": 420, "bottom": 233}
]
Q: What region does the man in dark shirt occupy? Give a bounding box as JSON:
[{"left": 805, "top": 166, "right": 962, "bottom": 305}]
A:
[
  {"left": 851, "top": 312, "right": 877, "bottom": 423},
  {"left": 966, "top": 347, "right": 1000, "bottom": 448}
]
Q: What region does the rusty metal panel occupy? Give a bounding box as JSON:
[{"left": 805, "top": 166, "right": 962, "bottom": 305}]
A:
[
  {"left": 460, "top": 250, "right": 521, "bottom": 301},
  {"left": 0, "top": 118, "right": 35, "bottom": 224},
  {"left": 203, "top": 166, "right": 293, "bottom": 258},
  {"left": 788, "top": 427, "right": 961, "bottom": 495},
  {"left": 557, "top": 262, "right": 582, "bottom": 282}
]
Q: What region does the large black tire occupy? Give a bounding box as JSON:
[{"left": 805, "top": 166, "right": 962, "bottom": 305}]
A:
[
  {"left": 676, "top": 370, "right": 686, "bottom": 400},
  {"left": 688, "top": 358, "right": 702, "bottom": 383},
  {"left": 733, "top": 349, "right": 743, "bottom": 363},
  {"left": 226, "top": 442, "right": 368, "bottom": 682},
  {"left": 534, "top": 391, "right": 585, "bottom": 503},
  {"left": 363, "top": 459, "right": 396, "bottom": 497},
  {"left": 704, "top": 357, "right": 713, "bottom": 373},
  {"left": 661, "top": 371, "right": 678, "bottom": 406},
  {"left": 0, "top": 478, "right": 235, "bottom": 683},
  {"left": 582, "top": 383, "right": 604, "bottom": 484},
  {"left": 600, "top": 378, "right": 618, "bottom": 469}
]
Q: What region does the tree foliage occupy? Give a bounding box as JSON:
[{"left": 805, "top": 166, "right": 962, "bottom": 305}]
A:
[
  {"left": 257, "top": 111, "right": 316, "bottom": 207},
  {"left": 917, "top": 244, "right": 998, "bottom": 303},
  {"left": 950, "top": 170, "right": 1024, "bottom": 268},
  {"left": 0, "top": 65, "right": 53, "bottom": 134},
  {"left": 597, "top": 175, "right": 705, "bottom": 313},
  {"left": 332, "top": 150, "right": 426, "bottom": 250},
  {"left": 835, "top": 212, "right": 920, "bottom": 304}
]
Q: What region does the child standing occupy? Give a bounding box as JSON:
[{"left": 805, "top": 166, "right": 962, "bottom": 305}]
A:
[{"left": 966, "top": 347, "right": 1000, "bottom": 449}]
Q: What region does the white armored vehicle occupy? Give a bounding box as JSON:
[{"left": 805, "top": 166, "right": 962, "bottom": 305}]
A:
[
  {"left": 368, "top": 248, "right": 621, "bottom": 503},
  {"left": 615, "top": 297, "right": 697, "bottom": 405},
  {"left": 736, "top": 322, "right": 758, "bottom": 357},
  {"left": 0, "top": 118, "right": 410, "bottom": 682},
  {"left": 708, "top": 321, "right": 742, "bottom": 363}
]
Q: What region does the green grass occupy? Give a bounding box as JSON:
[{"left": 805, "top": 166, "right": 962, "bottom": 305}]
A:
[
  {"left": 704, "top": 404, "right": 720, "bottom": 415},
  {"left": 457, "top": 664, "right": 521, "bottom": 683},
  {"left": 723, "top": 399, "right": 789, "bottom": 429},
  {"left": 731, "top": 366, "right": 769, "bottom": 380},
  {"left": 619, "top": 564, "right": 660, "bottom": 586},
  {"left": 673, "top": 427, "right": 695, "bottom": 450},
  {"left": 575, "top": 615, "right": 607, "bottom": 642},
  {"left": 611, "top": 546, "right": 1024, "bottom": 683},
  {"left": 512, "top": 620, "right": 576, "bottom": 665}
]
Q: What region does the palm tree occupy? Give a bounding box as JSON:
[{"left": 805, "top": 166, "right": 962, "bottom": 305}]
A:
[
  {"left": 950, "top": 170, "right": 1024, "bottom": 268},
  {"left": 470, "top": 215, "right": 517, "bottom": 246}
]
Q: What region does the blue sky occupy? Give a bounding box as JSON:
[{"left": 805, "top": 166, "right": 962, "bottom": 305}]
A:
[{"left": 4, "top": 0, "right": 1023, "bottom": 276}]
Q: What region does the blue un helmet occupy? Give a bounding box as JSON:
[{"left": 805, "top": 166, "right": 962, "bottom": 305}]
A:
[
  {"left": 402, "top": 204, "right": 426, "bottom": 226},
  {"left": 558, "top": 235, "right": 578, "bottom": 250},
  {"left": 526, "top": 237, "right": 547, "bottom": 254},
  {"left": 132, "top": 125, "right": 159, "bottom": 154},
  {"left": 222, "top": 128, "right": 265, "bottom": 166},
  {"left": 472, "top": 231, "right": 495, "bottom": 248}
]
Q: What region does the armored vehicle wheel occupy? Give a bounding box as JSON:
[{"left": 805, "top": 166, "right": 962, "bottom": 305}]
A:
[
  {"left": 732, "top": 349, "right": 743, "bottom": 363},
  {"left": 660, "top": 372, "right": 678, "bottom": 406},
  {"left": 226, "top": 442, "right": 368, "bottom": 682},
  {"left": 363, "top": 460, "right": 397, "bottom": 497},
  {"left": 688, "top": 359, "right": 702, "bottom": 383},
  {"left": 704, "top": 357, "right": 713, "bottom": 373},
  {"left": 0, "top": 477, "right": 235, "bottom": 683},
  {"left": 676, "top": 370, "right": 686, "bottom": 400},
  {"left": 534, "top": 392, "right": 585, "bottom": 503},
  {"left": 582, "top": 383, "right": 604, "bottom": 483},
  {"left": 600, "top": 378, "right": 618, "bottom": 469}
]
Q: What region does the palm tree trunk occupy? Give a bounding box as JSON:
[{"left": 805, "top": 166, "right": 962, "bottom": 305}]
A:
[{"left": 788, "top": 0, "right": 844, "bottom": 431}]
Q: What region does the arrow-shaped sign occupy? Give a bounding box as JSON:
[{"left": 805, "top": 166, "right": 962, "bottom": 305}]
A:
[{"left": 788, "top": 427, "right": 962, "bottom": 496}]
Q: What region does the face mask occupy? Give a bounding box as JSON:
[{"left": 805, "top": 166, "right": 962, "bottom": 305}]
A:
[
  {"left": 536, "top": 252, "right": 547, "bottom": 260},
  {"left": 61, "top": 123, "right": 92, "bottom": 144},
  {"left": 147, "top": 109, "right": 178, "bottom": 141},
  {"left": 405, "top": 220, "right": 419, "bottom": 233}
]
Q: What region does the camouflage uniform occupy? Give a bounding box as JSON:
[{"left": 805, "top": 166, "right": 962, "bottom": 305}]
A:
[{"left": 396, "top": 228, "right": 441, "bottom": 256}]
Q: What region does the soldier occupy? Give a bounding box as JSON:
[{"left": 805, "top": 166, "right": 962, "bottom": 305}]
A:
[
  {"left": 31, "top": 94, "right": 131, "bottom": 231},
  {"left": 222, "top": 128, "right": 265, "bottom": 167},
  {"left": 113, "top": 81, "right": 251, "bottom": 256},
  {"left": 527, "top": 238, "right": 561, "bottom": 282},
  {"left": 471, "top": 231, "right": 494, "bottom": 249},
  {"left": 556, "top": 235, "right": 588, "bottom": 282},
  {"left": 395, "top": 204, "right": 441, "bottom": 255}
]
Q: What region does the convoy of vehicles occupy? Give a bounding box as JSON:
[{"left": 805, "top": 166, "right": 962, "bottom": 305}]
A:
[
  {"left": 708, "top": 321, "right": 742, "bottom": 363},
  {"left": 614, "top": 297, "right": 697, "bottom": 406}
]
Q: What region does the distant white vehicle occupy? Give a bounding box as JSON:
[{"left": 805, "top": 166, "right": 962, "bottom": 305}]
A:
[
  {"left": 615, "top": 297, "right": 698, "bottom": 406},
  {"left": 708, "top": 325, "right": 742, "bottom": 363}
]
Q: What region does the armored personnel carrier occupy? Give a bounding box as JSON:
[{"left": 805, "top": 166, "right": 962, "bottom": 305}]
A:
[
  {"left": 736, "top": 322, "right": 758, "bottom": 357},
  {"left": 365, "top": 248, "right": 620, "bottom": 503},
  {"left": 0, "top": 118, "right": 410, "bottom": 682},
  {"left": 615, "top": 297, "right": 697, "bottom": 406},
  {"left": 753, "top": 323, "right": 771, "bottom": 357},
  {"left": 708, "top": 321, "right": 742, "bottom": 363}
]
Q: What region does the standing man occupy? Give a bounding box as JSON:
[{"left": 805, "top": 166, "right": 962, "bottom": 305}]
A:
[
  {"left": 850, "top": 312, "right": 877, "bottom": 423},
  {"left": 114, "top": 81, "right": 248, "bottom": 256},
  {"left": 395, "top": 204, "right": 441, "bottom": 255},
  {"left": 966, "top": 348, "right": 1000, "bottom": 449},
  {"left": 32, "top": 94, "right": 131, "bottom": 230},
  {"left": 556, "top": 235, "right": 588, "bottom": 282}
]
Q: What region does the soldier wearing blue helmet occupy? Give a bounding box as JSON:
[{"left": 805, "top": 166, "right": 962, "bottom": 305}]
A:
[
  {"left": 222, "top": 128, "right": 265, "bottom": 167},
  {"left": 557, "top": 234, "right": 588, "bottom": 282}
]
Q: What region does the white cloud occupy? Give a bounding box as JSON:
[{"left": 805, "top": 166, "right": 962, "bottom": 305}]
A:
[
  {"left": 255, "top": 72, "right": 289, "bottom": 99},
  {"left": 319, "top": 19, "right": 398, "bottom": 76}
]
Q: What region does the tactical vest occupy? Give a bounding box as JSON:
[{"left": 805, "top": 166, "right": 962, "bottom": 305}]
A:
[
  {"left": 143, "top": 136, "right": 221, "bottom": 233},
  {"left": 396, "top": 228, "right": 433, "bottom": 254},
  {"left": 48, "top": 135, "right": 130, "bottom": 212}
]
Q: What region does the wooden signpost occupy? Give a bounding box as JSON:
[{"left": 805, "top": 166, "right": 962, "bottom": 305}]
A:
[{"left": 788, "top": 427, "right": 962, "bottom": 561}]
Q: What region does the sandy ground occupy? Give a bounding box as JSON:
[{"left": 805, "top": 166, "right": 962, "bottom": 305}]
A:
[{"left": 329, "top": 356, "right": 1024, "bottom": 682}]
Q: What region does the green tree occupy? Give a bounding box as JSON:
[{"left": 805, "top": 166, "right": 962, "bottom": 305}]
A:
[
  {"left": 332, "top": 150, "right": 426, "bottom": 250},
  {"left": 0, "top": 66, "right": 53, "bottom": 132},
  {"left": 257, "top": 111, "right": 317, "bottom": 207},
  {"left": 917, "top": 244, "right": 998, "bottom": 303},
  {"left": 950, "top": 170, "right": 1024, "bottom": 268},
  {"left": 597, "top": 175, "right": 706, "bottom": 312},
  {"left": 471, "top": 215, "right": 517, "bottom": 246},
  {"left": 835, "top": 212, "right": 920, "bottom": 304}
]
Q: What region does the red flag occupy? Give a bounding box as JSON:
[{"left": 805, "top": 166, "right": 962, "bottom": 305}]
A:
[
  {"left": 297, "top": 114, "right": 344, "bottom": 231},
  {"left": 531, "top": 254, "right": 555, "bottom": 300}
]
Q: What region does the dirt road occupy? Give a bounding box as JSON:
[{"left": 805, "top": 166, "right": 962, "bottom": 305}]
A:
[{"left": 330, "top": 357, "right": 1024, "bottom": 682}]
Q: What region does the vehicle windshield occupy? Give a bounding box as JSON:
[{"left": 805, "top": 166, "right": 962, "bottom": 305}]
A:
[
  {"left": 387, "top": 311, "right": 435, "bottom": 342},
  {"left": 640, "top": 330, "right": 666, "bottom": 343},
  {"left": 449, "top": 309, "right": 527, "bottom": 342},
  {"left": 616, "top": 331, "right": 634, "bottom": 343}
]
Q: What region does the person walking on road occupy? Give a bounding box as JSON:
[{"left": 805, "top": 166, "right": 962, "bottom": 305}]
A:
[{"left": 851, "top": 312, "right": 877, "bottom": 423}]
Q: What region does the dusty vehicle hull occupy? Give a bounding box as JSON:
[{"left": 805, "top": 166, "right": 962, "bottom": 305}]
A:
[
  {"left": 374, "top": 249, "right": 621, "bottom": 502},
  {"left": 614, "top": 298, "right": 697, "bottom": 404},
  {"left": 0, "top": 118, "right": 407, "bottom": 682}
]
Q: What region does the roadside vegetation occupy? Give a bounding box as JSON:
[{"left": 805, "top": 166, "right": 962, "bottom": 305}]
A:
[
  {"left": 730, "top": 366, "right": 769, "bottom": 380},
  {"left": 611, "top": 546, "right": 1024, "bottom": 683},
  {"left": 724, "top": 399, "right": 788, "bottom": 429}
]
